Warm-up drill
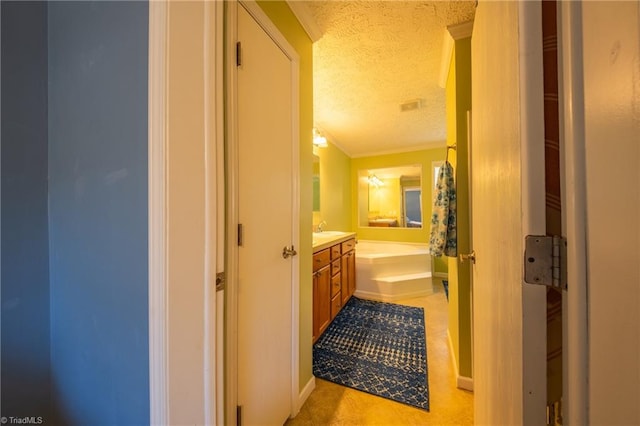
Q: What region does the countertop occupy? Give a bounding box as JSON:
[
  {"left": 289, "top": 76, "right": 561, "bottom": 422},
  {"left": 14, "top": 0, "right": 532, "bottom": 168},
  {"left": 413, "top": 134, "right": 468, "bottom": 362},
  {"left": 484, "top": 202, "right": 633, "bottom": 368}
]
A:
[{"left": 312, "top": 231, "right": 357, "bottom": 253}]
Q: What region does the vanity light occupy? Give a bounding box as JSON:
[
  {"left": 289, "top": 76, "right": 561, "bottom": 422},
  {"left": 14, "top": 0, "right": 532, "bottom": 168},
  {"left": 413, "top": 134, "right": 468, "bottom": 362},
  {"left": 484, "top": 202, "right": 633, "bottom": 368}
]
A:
[
  {"left": 313, "top": 128, "right": 328, "bottom": 148},
  {"left": 368, "top": 174, "right": 384, "bottom": 187}
]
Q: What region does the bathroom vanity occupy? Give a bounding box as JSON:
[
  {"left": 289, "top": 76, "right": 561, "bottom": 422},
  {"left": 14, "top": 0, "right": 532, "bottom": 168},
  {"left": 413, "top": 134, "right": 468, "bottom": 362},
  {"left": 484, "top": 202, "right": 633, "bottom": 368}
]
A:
[{"left": 312, "top": 232, "right": 356, "bottom": 343}]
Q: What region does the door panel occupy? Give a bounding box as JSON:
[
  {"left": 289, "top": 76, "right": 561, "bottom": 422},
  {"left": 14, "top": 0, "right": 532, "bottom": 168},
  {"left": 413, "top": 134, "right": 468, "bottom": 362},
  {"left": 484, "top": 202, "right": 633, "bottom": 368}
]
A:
[
  {"left": 237, "top": 5, "right": 293, "bottom": 425},
  {"left": 471, "top": 2, "right": 547, "bottom": 424}
]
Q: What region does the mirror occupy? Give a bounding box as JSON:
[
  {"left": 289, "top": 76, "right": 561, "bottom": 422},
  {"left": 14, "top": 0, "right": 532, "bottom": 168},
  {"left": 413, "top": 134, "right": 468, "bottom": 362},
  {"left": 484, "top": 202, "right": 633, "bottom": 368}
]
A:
[
  {"left": 358, "top": 165, "right": 423, "bottom": 228},
  {"left": 312, "top": 154, "right": 320, "bottom": 212}
]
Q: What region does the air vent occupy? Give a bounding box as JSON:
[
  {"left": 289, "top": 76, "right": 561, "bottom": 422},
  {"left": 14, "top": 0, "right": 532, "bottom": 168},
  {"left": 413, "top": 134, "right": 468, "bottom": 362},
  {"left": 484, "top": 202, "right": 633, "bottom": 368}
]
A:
[{"left": 399, "top": 99, "right": 424, "bottom": 112}]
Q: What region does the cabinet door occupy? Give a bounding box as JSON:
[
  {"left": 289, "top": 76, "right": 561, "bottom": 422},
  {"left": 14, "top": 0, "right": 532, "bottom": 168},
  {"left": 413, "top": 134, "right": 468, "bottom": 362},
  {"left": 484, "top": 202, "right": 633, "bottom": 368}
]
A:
[
  {"left": 313, "top": 265, "right": 331, "bottom": 343},
  {"left": 330, "top": 293, "right": 342, "bottom": 320}
]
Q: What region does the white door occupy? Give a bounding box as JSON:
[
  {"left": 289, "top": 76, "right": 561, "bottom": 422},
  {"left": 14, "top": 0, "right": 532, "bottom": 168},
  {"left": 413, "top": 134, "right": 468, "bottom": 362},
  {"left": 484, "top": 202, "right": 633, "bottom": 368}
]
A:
[
  {"left": 471, "top": 2, "right": 547, "bottom": 424},
  {"left": 237, "top": 4, "right": 296, "bottom": 425}
]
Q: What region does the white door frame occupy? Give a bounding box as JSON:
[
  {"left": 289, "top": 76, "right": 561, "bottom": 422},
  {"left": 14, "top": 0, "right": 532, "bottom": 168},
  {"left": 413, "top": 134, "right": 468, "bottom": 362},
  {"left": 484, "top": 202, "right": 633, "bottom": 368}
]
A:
[
  {"left": 148, "top": 1, "right": 168, "bottom": 423},
  {"left": 225, "top": 1, "right": 301, "bottom": 423},
  {"left": 558, "top": 1, "right": 589, "bottom": 423},
  {"left": 148, "top": 1, "right": 226, "bottom": 424},
  {"left": 518, "top": 2, "right": 548, "bottom": 423}
]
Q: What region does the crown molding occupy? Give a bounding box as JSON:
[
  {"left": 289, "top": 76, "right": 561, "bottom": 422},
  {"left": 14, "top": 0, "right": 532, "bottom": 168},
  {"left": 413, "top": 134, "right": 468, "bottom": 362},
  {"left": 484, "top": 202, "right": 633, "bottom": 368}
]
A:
[
  {"left": 438, "top": 29, "right": 454, "bottom": 88},
  {"left": 447, "top": 20, "right": 474, "bottom": 40},
  {"left": 286, "top": 1, "right": 323, "bottom": 42},
  {"left": 439, "top": 20, "right": 474, "bottom": 88}
]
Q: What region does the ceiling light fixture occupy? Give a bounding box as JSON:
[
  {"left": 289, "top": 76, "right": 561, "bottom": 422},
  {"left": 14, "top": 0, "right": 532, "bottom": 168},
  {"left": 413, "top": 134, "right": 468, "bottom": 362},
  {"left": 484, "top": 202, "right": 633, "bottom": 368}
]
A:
[{"left": 312, "top": 128, "right": 328, "bottom": 148}]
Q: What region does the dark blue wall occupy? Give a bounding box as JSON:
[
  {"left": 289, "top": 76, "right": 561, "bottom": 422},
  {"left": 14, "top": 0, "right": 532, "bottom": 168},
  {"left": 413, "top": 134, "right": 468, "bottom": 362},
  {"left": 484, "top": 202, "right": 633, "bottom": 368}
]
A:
[
  {"left": 47, "top": 2, "right": 149, "bottom": 424},
  {"left": 1, "top": 1, "right": 51, "bottom": 418}
]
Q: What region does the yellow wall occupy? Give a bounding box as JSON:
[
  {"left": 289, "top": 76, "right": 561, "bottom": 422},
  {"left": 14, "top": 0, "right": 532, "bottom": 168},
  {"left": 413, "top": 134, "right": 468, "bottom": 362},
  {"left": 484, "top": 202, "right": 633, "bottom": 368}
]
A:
[
  {"left": 351, "top": 149, "right": 446, "bottom": 243},
  {"left": 256, "top": 1, "right": 314, "bottom": 391},
  {"left": 316, "top": 141, "right": 352, "bottom": 231},
  {"left": 446, "top": 37, "right": 473, "bottom": 379}
]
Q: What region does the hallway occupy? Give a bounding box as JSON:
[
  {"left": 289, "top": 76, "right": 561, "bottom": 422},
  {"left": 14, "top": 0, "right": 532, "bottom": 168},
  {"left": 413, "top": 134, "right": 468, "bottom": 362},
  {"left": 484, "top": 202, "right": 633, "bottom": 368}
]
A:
[{"left": 287, "top": 277, "right": 473, "bottom": 425}]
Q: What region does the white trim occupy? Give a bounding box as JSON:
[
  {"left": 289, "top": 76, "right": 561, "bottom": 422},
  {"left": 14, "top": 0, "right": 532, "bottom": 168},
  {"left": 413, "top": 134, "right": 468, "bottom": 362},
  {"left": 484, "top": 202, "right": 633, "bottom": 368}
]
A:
[
  {"left": 457, "top": 375, "right": 474, "bottom": 392},
  {"left": 241, "top": 1, "right": 299, "bottom": 61},
  {"left": 224, "top": 2, "right": 239, "bottom": 424},
  {"left": 203, "top": 1, "right": 225, "bottom": 424},
  {"left": 518, "top": 2, "right": 547, "bottom": 424},
  {"left": 434, "top": 272, "right": 449, "bottom": 279},
  {"left": 438, "top": 30, "right": 454, "bottom": 89},
  {"left": 439, "top": 20, "right": 474, "bottom": 89},
  {"left": 203, "top": 3, "right": 213, "bottom": 422},
  {"left": 212, "top": 1, "right": 226, "bottom": 423},
  {"left": 286, "top": 1, "right": 323, "bottom": 42},
  {"left": 447, "top": 20, "right": 474, "bottom": 40},
  {"left": 447, "top": 330, "right": 473, "bottom": 391},
  {"left": 148, "top": 1, "right": 169, "bottom": 424},
  {"left": 294, "top": 377, "right": 316, "bottom": 415},
  {"left": 288, "top": 32, "right": 302, "bottom": 425},
  {"left": 558, "top": 1, "right": 589, "bottom": 424}
]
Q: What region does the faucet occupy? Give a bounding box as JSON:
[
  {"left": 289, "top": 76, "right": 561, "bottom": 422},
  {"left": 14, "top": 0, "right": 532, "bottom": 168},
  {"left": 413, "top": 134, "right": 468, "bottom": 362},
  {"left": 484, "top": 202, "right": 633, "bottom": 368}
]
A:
[{"left": 316, "top": 221, "right": 327, "bottom": 232}]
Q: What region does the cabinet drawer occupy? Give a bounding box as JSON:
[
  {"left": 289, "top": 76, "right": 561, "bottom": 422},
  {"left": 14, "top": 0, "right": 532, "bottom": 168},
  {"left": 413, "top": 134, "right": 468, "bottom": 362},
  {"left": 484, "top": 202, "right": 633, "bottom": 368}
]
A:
[
  {"left": 331, "top": 273, "right": 341, "bottom": 297},
  {"left": 331, "top": 244, "right": 341, "bottom": 260},
  {"left": 341, "top": 238, "right": 356, "bottom": 253},
  {"left": 313, "top": 249, "right": 331, "bottom": 271},
  {"left": 331, "top": 259, "right": 341, "bottom": 276},
  {"left": 331, "top": 293, "right": 342, "bottom": 320}
]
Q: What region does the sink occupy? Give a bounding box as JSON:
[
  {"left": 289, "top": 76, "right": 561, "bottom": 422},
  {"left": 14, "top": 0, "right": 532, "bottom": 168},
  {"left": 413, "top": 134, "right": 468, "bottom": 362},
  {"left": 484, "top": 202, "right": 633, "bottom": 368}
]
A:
[
  {"left": 312, "top": 231, "right": 353, "bottom": 248},
  {"left": 313, "top": 231, "right": 348, "bottom": 237}
]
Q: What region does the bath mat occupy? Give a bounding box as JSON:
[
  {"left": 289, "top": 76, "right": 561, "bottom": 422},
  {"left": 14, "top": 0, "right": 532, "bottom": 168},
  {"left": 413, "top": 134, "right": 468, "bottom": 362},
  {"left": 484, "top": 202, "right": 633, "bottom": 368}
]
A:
[
  {"left": 442, "top": 280, "right": 449, "bottom": 300},
  {"left": 313, "top": 297, "right": 429, "bottom": 410}
]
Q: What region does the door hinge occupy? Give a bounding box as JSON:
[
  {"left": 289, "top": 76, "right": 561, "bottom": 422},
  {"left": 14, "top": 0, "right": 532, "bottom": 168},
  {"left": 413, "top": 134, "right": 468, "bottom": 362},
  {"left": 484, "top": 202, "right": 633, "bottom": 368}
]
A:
[
  {"left": 215, "top": 271, "right": 225, "bottom": 291},
  {"left": 236, "top": 41, "right": 242, "bottom": 67},
  {"left": 524, "top": 235, "right": 567, "bottom": 290},
  {"left": 238, "top": 223, "right": 244, "bottom": 246}
]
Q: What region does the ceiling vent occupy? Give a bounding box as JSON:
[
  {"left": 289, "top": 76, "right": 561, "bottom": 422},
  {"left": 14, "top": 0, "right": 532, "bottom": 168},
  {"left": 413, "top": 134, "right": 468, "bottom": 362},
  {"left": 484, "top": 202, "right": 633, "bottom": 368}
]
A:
[{"left": 399, "top": 99, "right": 424, "bottom": 112}]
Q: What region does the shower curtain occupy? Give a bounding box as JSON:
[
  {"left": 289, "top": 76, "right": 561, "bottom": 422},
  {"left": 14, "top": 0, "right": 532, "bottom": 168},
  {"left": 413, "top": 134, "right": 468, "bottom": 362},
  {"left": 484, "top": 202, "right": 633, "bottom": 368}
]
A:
[{"left": 429, "top": 161, "right": 457, "bottom": 257}]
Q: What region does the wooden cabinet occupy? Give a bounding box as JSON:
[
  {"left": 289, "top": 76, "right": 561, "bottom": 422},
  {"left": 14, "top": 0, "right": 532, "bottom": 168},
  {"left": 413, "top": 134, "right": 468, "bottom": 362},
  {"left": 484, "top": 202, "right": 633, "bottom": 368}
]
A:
[
  {"left": 312, "top": 249, "right": 331, "bottom": 343},
  {"left": 313, "top": 237, "right": 357, "bottom": 343},
  {"left": 341, "top": 248, "right": 356, "bottom": 305}
]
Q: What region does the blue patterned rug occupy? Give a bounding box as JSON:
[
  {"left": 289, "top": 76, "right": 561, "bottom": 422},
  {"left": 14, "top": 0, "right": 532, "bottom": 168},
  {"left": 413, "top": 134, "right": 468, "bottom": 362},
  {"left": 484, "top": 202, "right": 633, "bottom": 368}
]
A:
[{"left": 313, "top": 297, "right": 429, "bottom": 410}]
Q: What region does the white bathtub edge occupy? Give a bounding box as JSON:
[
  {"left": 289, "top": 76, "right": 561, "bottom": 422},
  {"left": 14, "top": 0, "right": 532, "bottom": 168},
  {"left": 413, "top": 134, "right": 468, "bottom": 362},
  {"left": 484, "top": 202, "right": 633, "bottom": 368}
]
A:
[{"left": 354, "top": 288, "right": 433, "bottom": 303}]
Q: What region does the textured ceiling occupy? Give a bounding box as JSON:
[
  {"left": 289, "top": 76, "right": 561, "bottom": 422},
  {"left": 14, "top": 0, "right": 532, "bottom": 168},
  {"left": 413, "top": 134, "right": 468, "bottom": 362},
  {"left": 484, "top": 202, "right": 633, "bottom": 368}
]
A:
[{"left": 303, "top": 1, "right": 475, "bottom": 157}]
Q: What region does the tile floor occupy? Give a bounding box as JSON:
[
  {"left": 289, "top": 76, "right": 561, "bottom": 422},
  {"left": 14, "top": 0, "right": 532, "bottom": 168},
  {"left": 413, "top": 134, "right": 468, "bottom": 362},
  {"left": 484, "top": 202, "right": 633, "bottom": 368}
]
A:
[{"left": 286, "top": 277, "right": 473, "bottom": 426}]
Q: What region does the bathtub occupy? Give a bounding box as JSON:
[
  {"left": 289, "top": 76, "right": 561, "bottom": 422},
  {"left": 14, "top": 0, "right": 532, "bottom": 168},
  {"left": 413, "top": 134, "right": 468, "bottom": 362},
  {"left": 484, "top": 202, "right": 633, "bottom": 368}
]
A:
[{"left": 355, "top": 240, "right": 433, "bottom": 302}]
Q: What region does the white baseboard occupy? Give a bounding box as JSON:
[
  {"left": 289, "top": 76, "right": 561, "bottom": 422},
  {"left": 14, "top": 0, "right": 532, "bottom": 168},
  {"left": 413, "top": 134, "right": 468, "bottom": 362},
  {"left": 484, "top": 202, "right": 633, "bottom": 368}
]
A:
[
  {"left": 292, "top": 376, "right": 315, "bottom": 416},
  {"left": 457, "top": 375, "right": 474, "bottom": 391},
  {"left": 447, "top": 329, "right": 474, "bottom": 392},
  {"left": 434, "top": 272, "right": 449, "bottom": 278}
]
